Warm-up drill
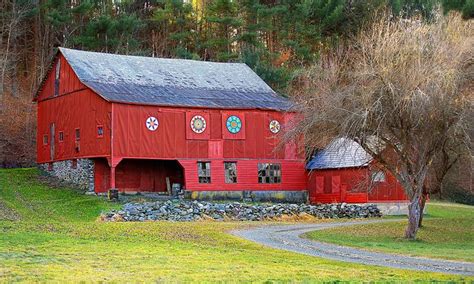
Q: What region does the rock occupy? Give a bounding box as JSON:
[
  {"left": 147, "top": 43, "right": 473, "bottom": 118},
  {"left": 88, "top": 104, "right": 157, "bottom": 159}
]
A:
[{"left": 100, "top": 201, "right": 382, "bottom": 222}]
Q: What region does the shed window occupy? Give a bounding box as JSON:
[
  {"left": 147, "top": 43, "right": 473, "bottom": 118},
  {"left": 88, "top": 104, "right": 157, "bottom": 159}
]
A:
[
  {"left": 71, "top": 159, "right": 77, "bottom": 169},
  {"left": 58, "top": 131, "right": 64, "bottom": 142},
  {"left": 198, "top": 162, "right": 211, "bottom": 183},
  {"left": 258, "top": 163, "right": 281, "bottom": 184},
  {"left": 75, "top": 128, "right": 80, "bottom": 141},
  {"left": 371, "top": 171, "right": 386, "bottom": 182},
  {"left": 43, "top": 135, "right": 48, "bottom": 145},
  {"left": 97, "top": 125, "right": 104, "bottom": 138},
  {"left": 224, "top": 162, "right": 237, "bottom": 183}
]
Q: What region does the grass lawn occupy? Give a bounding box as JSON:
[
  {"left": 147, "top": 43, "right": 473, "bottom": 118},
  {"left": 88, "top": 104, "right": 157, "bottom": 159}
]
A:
[
  {"left": 305, "top": 202, "right": 474, "bottom": 263},
  {"left": 1, "top": 168, "right": 472, "bottom": 282}
]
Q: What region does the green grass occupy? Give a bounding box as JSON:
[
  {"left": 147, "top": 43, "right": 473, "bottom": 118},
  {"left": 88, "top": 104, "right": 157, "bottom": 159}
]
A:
[
  {"left": 0, "top": 168, "right": 472, "bottom": 282},
  {"left": 305, "top": 202, "right": 474, "bottom": 262}
]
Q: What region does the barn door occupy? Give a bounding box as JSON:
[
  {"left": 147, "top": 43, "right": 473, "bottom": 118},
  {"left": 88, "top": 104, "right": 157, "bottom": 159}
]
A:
[{"left": 50, "top": 123, "right": 55, "bottom": 161}]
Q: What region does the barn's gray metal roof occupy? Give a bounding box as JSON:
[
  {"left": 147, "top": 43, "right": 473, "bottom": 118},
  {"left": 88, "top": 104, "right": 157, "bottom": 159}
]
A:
[
  {"left": 307, "top": 138, "right": 373, "bottom": 170},
  {"left": 59, "top": 48, "right": 291, "bottom": 110}
]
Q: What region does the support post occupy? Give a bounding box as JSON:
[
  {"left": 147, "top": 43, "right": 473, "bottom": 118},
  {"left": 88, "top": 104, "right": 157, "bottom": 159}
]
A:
[{"left": 108, "top": 166, "right": 119, "bottom": 200}]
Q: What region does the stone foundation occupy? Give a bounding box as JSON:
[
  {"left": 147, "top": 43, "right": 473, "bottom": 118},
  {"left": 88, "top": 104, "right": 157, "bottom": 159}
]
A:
[
  {"left": 185, "top": 190, "right": 308, "bottom": 203},
  {"left": 39, "top": 159, "right": 95, "bottom": 192}
]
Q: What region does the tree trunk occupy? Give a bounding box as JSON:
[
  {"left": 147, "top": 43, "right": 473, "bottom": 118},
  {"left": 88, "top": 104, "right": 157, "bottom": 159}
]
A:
[
  {"left": 418, "top": 193, "right": 427, "bottom": 228},
  {"left": 405, "top": 194, "right": 421, "bottom": 239}
]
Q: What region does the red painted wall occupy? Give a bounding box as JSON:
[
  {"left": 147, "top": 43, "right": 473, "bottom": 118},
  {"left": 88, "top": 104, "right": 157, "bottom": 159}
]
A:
[
  {"left": 37, "top": 54, "right": 86, "bottom": 101},
  {"left": 36, "top": 89, "right": 111, "bottom": 163},
  {"left": 36, "top": 54, "right": 111, "bottom": 163},
  {"left": 308, "top": 167, "right": 407, "bottom": 203},
  {"left": 179, "top": 159, "right": 307, "bottom": 191},
  {"left": 110, "top": 103, "right": 306, "bottom": 191},
  {"left": 111, "top": 104, "right": 297, "bottom": 161}
]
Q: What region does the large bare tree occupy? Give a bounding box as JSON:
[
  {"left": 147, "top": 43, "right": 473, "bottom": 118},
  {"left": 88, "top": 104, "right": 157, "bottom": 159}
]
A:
[{"left": 290, "top": 13, "right": 473, "bottom": 239}]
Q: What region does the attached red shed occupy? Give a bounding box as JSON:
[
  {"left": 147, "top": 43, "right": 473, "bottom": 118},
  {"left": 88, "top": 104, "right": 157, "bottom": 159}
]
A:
[
  {"left": 34, "top": 48, "right": 307, "bottom": 201},
  {"left": 307, "top": 138, "right": 407, "bottom": 204}
]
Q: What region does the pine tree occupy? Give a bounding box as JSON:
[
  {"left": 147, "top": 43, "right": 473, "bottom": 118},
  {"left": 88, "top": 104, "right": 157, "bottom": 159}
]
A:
[
  {"left": 152, "top": 0, "right": 198, "bottom": 59},
  {"left": 203, "top": 0, "right": 242, "bottom": 61}
]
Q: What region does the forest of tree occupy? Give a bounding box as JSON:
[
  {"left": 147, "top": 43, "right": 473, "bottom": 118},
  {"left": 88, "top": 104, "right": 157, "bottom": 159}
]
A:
[{"left": 0, "top": 0, "right": 472, "bottom": 168}]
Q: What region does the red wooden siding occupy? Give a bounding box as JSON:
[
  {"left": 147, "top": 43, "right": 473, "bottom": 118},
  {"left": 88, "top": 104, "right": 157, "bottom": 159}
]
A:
[
  {"left": 37, "top": 88, "right": 111, "bottom": 163},
  {"left": 112, "top": 103, "right": 302, "bottom": 161},
  {"left": 37, "top": 54, "right": 86, "bottom": 102},
  {"left": 308, "top": 167, "right": 406, "bottom": 204},
  {"left": 179, "top": 159, "right": 307, "bottom": 191}
]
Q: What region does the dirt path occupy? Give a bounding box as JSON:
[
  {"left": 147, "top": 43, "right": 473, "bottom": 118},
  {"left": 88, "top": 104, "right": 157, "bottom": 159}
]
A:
[{"left": 231, "top": 220, "right": 474, "bottom": 276}]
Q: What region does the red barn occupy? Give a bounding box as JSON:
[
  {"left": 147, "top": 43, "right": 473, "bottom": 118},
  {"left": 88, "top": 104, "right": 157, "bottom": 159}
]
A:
[
  {"left": 34, "top": 48, "right": 307, "bottom": 202},
  {"left": 307, "top": 138, "right": 407, "bottom": 205}
]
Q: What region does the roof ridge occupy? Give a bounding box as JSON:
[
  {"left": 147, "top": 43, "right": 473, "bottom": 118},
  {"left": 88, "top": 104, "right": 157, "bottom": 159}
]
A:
[{"left": 59, "top": 47, "right": 249, "bottom": 66}]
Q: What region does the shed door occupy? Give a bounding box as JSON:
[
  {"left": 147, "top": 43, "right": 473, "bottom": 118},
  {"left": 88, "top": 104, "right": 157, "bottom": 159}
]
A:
[
  {"left": 50, "top": 123, "right": 55, "bottom": 161},
  {"left": 315, "top": 176, "right": 324, "bottom": 194},
  {"left": 331, "top": 176, "right": 341, "bottom": 194}
]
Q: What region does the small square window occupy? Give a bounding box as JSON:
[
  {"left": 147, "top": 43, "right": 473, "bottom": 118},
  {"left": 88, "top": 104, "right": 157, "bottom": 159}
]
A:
[
  {"left": 43, "top": 135, "right": 48, "bottom": 145},
  {"left": 75, "top": 128, "right": 80, "bottom": 141},
  {"left": 224, "top": 162, "right": 237, "bottom": 183},
  {"left": 97, "top": 126, "right": 104, "bottom": 138},
  {"left": 198, "top": 162, "right": 211, "bottom": 183},
  {"left": 258, "top": 163, "right": 281, "bottom": 184},
  {"left": 58, "top": 131, "right": 64, "bottom": 142},
  {"left": 71, "top": 159, "right": 77, "bottom": 169}
]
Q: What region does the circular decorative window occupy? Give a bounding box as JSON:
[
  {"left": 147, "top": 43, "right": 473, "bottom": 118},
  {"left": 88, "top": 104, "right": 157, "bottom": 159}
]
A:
[
  {"left": 226, "top": 115, "right": 242, "bottom": 134},
  {"left": 146, "top": 116, "right": 159, "bottom": 131},
  {"left": 190, "top": 115, "right": 207, "bottom": 133},
  {"left": 269, "top": 120, "right": 281, "bottom": 134}
]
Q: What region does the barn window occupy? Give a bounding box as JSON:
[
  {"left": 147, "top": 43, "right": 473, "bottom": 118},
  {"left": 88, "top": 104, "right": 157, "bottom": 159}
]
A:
[
  {"left": 75, "top": 128, "right": 80, "bottom": 141},
  {"left": 224, "top": 162, "right": 237, "bottom": 183},
  {"left": 58, "top": 131, "right": 64, "bottom": 142},
  {"left": 371, "top": 171, "right": 386, "bottom": 182},
  {"left": 71, "top": 159, "right": 77, "bottom": 169},
  {"left": 43, "top": 135, "right": 48, "bottom": 145},
  {"left": 97, "top": 125, "right": 104, "bottom": 138},
  {"left": 258, "top": 163, "right": 281, "bottom": 184},
  {"left": 54, "top": 60, "right": 60, "bottom": 97},
  {"left": 197, "top": 162, "right": 211, "bottom": 183}
]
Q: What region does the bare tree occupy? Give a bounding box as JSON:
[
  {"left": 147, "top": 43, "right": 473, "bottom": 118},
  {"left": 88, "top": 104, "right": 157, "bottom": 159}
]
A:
[
  {"left": 290, "top": 13, "right": 473, "bottom": 239},
  {"left": 0, "top": 0, "right": 33, "bottom": 99}
]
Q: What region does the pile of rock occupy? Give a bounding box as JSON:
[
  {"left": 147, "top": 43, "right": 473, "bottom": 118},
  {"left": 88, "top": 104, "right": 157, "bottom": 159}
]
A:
[{"left": 101, "top": 201, "right": 382, "bottom": 222}]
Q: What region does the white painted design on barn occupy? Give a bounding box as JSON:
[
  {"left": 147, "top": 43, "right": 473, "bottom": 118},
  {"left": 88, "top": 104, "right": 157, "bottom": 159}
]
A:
[
  {"left": 269, "top": 120, "right": 281, "bottom": 133},
  {"left": 146, "top": 116, "right": 159, "bottom": 131},
  {"left": 191, "top": 115, "right": 206, "bottom": 133}
]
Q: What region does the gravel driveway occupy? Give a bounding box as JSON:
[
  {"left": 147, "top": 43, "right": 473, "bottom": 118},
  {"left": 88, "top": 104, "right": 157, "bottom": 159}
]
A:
[{"left": 231, "top": 220, "right": 474, "bottom": 276}]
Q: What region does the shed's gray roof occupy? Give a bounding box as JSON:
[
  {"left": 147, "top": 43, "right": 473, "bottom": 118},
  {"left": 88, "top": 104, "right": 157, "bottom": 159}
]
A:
[
  {"left": 307, "top": 138, "right": 373, "bottom": 170},
  {"left": 58, "top": 48, "right": 291, "bottom": 110}
]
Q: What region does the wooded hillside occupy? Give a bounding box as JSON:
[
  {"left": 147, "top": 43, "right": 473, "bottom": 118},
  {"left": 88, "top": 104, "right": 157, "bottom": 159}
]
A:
[{"left": 0, "top": 0, "right": 472, "bottom": 167}]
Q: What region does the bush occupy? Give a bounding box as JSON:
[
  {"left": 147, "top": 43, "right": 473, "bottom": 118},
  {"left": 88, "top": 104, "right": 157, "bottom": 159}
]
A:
[{"left": 443, "top": 183, "right": 474, "bottom": 205}]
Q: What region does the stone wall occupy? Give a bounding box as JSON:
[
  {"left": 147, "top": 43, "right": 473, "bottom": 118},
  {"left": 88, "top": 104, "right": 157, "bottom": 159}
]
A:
[
  {"left": 185, "top": 190, "right": 308, "bottom": 203},
  {"left": 101, "top": 201, "right": 382, "bottom": 222},
  {"left": 39, "top": 159, "right": 95, "bottom": 192}
]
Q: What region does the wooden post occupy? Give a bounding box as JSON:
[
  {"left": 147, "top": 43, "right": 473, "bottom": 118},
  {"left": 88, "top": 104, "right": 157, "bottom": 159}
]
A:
[
  {"left": 166, "top": 177, "right": 171, "bottom": 195},
  {"left": 108, "top": 166, "right": 118, "bottom": 200}
]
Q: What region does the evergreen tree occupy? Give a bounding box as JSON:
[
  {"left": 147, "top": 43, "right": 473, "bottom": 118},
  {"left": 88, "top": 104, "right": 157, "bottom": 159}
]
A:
[
  {"left": 153, "top": 0, "right": 198, "bottom": 59},
  {"left": 203, "top": 0, "right": 242, "bottom": 61}
]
